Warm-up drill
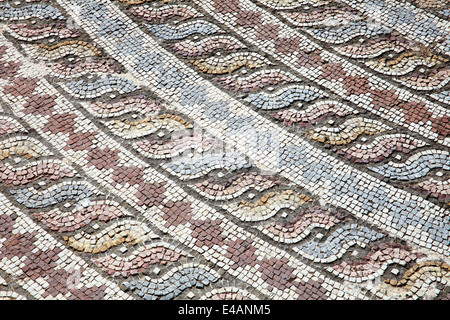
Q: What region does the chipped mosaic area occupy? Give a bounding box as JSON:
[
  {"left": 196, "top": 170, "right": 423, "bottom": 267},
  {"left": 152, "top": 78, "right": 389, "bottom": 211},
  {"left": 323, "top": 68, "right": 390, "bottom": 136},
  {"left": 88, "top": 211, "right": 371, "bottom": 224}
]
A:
[{"left": 0, "top": 0, "right": 449, "bottom": 301}]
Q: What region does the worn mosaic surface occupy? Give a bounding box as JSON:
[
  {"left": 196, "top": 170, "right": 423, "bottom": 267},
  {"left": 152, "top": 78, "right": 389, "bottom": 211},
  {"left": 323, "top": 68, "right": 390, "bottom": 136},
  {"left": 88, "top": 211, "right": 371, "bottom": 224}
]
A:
[{"left": 0, "top": 0, "right": 449, "bottom": 300}]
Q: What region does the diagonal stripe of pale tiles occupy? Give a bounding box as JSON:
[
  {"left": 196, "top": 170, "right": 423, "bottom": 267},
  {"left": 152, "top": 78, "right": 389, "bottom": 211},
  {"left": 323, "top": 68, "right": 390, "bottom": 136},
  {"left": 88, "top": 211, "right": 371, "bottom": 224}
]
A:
[
  {"left": 0, "top": 35, "right": 367, "bottom": 300},
  {"left": 53, "top": 0, "right": 449, "bottom": 255},
  {"left": 197, "top": 0, "right": 450, "bottom": 146},
  {"left": 0, "top": 193, "right": 133, "bottom": 300},
  {"left": 332, "top": 0, "right": 450, "bottom": 56}
]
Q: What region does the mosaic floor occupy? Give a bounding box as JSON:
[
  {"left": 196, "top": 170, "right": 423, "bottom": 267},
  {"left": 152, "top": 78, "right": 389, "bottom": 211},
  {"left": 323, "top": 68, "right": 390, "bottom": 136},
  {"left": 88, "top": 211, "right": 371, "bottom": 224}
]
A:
[{"left": 0, "top": 0, "right": 449, "bottom": 301}]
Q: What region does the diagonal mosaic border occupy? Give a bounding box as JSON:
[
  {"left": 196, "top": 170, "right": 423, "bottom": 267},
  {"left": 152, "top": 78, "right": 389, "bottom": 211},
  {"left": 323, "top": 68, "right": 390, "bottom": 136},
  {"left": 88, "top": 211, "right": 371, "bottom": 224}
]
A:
[
  {"left": 52, "top": 0, "right": 448, "bottom": 253},
  {"left": 0, "top": 0, "right": 449, "bottom": 300}
]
